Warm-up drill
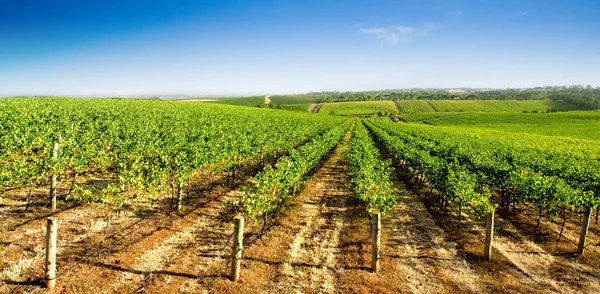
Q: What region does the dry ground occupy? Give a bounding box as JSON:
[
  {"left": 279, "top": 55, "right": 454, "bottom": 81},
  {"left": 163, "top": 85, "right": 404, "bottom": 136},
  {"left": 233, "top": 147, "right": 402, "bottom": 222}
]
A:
[{"left": 2, "top": 132, "right": 600, "bottom": 293}]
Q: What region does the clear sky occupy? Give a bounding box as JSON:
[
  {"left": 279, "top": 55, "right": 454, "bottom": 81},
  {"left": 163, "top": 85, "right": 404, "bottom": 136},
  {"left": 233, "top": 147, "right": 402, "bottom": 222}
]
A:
[{"left": 1, "top": 0, "right": 599, "bottom": 96}]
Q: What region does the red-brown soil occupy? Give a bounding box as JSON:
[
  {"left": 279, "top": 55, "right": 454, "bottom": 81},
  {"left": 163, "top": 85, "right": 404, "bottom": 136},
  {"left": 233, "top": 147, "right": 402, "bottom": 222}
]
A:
[{"left": 2, "top": 132, "right": 599, "bottom": 293}]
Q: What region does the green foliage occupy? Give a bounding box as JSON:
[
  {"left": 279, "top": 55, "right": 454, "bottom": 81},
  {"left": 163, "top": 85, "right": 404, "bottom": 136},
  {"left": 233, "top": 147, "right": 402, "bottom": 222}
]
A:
[
  {"left": 396, "top": 112, "right": 468, "bottom": 122},
  {"left": 396, "top": 100, "right": 435, "bottom": 113},
  {"left": 273, "top": 85, "right": 600, "bottom": 110},
  {"left": 364, "top": 116, "right": 392, "bottom": 122},
  {"left": 366, "top": 122, "right": 495, "bottom": 216},
  {"left": 212, "top": 96, "right": 266, "bottom": 106},
  {"left": 420, "top": 110, "right": 600, "bottom": 141},
  {"left": 277, "top": 103, "right": 312, "bottom": 112},
  {"left": 269, "top": 95, "right": 324, "bottom": 105},
  {"left": 346, "top": 122, "right": 396, "bottom": 215},
  {"left": 367, "top": 120, "right": 599, "bottom": 215},
  {"left": 0, "top": 98, "right": 346, "bottom": 203},
  {"left": 231, "top": 122, "right": 350, "bottom": 222},
  {"left": 428, "top": 100, "right": 578, "bottom": 113},
  {"left": 213, "top": 95, "right": 323, "bottom": 106},
  {"left": 319, "top": 101, "right": 398, "bottom": 116}
]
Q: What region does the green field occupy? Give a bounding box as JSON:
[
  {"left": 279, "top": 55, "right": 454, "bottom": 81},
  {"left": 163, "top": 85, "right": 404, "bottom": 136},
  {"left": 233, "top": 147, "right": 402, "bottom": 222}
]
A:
[
  {"left": 419, "top": 110, "right": 600, "bottom": 141},
  {"left": 366, "top": 118, "right": 600, "bottom": 245},
  {"left": 364, "top": 116, "right": 393, "bottom": 122},
  {"left": 319, "top": 101, "right": 398, "bottom": 115},
  {"left": 428, "top": 99, "right": 579, "bottom": 113},
  {"left": 278, "top": 103, "right": 311, "bottom": 112},
  {"left": 393, "top": 99, "right": 581, "bottom": 114},
  {"left": 269, "top": 95, "right": 323, "bottom": 104},
  {"left": 408, "top": 122, "right": 600, "bottom": 158},
  {"left": 396, "top": 100, "right": 434, "bottom": 113},
  {"left": 211, "top": 96, "right": 266, "bottom": 106},
  {"left": 183, "top": 98, "right": 581, "bottom": 115},
  {"left": 0, "top": 97, "right": 344, "bottom": 198},
  {"left": 396, "top": 112, "right": 467, "bottom": 122},
  {"left": 212, "top": 95, "right": 321, "bottom": 107},
  {"left": 3, "top": 95, "right": 600, "bottom": 294}
]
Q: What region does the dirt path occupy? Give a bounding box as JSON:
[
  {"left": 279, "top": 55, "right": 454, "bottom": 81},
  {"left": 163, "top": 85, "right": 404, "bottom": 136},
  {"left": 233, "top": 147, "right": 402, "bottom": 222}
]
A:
[
  {"left": 371, "top": 129, "right": 600, "bottom": 294},
  {"left": 0, "top": 167, "right": 250, "bottom": 294},
  {"left": 122, "top": 190, "right": 240, "bottom": 294},
  {"left": 5, "top": 127, "right": 600, "bottom": 294},
  {"left": 383, "top": 178, "right": 487, "bottom": 293},
  {"left": 490, "top": 210, "right": 600, "bottom": 293},
  {"left": 46, "top": 181, "right": 243, "bottom": 294},
  {"left": 205, "top": 128, "right": 354, "bottom": 293},
  {"left": 0, "top": 140, "right": 320, "bottom": 294},
  {"left": 426, "top": 100, "right": 439, "bottom": 112},
  {"left": 309, "top": 103, "right": 323, "bottom": 113},
  {"left": 390, "top": 166, "right": 600, "bottom": 294},
  {"left": 393, "top": 101, "right": 404, "bottom": 113}
]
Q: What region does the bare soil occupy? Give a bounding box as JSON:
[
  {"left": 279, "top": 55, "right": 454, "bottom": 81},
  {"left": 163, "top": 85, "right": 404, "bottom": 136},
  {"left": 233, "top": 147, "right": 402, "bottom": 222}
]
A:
[
  {"left": 2, "top": 132, "right": 600, "bottom": 293},
  {"left": 309, "top": 103, "right": 323, "bottom": 114}
]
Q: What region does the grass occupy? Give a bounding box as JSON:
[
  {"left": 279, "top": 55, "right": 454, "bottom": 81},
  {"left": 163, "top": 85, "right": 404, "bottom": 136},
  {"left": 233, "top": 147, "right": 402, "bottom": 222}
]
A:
[
  {"left": 212, "top": 96, "right": 266, "bottom": 106},
  {"left": 387, "top": 120, "right": 600, "bottom": 159},
  {"left": 319, "top": 101, "right": 399, "bottom": 116},
  {"left": 393, "top": 99, "right": 582, "bottom": 114},
  {"left": 278, "top": 104, "right": 311, "bottom": 112},
  {"left": 187, "top": 98, "right": 583, "bottom": 115},
  {"left": 363, "top": 116, "right": 393, "bottom": 122},
  {"left": 421, "top": 110, "right": 600, "bottom": 141},
  {"left": 428, "top": 100, "right": 580, "bottom": 113},
  {"left": 190, "top": 95, "right": 321, "bottom": 108},
  {"left": 269, "top": 95, "right": 323, "bottom": 104},
  {"left": 396, "top": 100, "right": 435, "bottom": 113},
  {"left": 396, "top": 112, "right": 468, "bottom": 122}
]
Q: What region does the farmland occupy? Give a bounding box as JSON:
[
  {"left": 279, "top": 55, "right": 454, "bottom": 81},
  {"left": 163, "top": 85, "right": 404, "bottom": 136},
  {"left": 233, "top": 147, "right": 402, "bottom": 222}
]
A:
[
  {"left": 421, "top": 110, "right": 600, "bottom": 140},
  {"left": 212, "top": 95, "right": 319, "bottom": 108},
  {"left": 317, "top": 99, "right": 582, "bottom": 116},
  {"left": 2, "top": 97, "right": 600, "bottom": 293},
  {"left": 397, "top": 99, "right": 579, "bottom": 114},
  {"left": 318, "top": 101, "right": 398, "bottom": 115},
  {"left": 277, "top": 103, "right": 312, "bottom": 112},
  {"left": 428, "top": 99, "right": 579, "bottom": 113},
  {"left": 396, "top": 100, "right": 435, "bottom": 113}
]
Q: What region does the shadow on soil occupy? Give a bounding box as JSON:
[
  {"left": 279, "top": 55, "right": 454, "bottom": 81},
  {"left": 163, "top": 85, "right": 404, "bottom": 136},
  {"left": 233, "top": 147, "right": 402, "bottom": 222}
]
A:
[
  {"left": 3, "top": 278, "right": 45, "bottom": 287},
  {"left": 87, "top": 261, "right": 228, "bottom": 280}
]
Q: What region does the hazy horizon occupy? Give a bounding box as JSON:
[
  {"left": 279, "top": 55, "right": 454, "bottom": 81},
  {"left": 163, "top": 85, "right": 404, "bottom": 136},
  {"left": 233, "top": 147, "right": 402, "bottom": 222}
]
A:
[
  {"left": 2, "top": 0, "right": 599, "bottom": 96},
  {"left": 3, "top": 85, "right": 594, "bottom": 99}
]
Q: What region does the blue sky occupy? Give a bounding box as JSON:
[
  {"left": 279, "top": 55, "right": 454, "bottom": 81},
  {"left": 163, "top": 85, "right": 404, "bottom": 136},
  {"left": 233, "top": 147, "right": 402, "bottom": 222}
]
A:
[{"left": 1, "top": 0, "right": 599, "bottom": 96}]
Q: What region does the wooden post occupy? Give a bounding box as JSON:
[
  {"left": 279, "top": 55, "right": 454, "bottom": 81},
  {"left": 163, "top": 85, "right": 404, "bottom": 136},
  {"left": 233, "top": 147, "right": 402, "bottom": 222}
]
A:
[
  {"left": 578, "top": 206, "right": 592, "bottom": 255},
  {"left": 45, "top": 217, "right": 58, "bottom": 289},
  {"left": 371, "top": 212, "right": 381, "bottom": 273},
  {"left": 231, "top": 215, "right": 244, "bottom": 282},
  {"left": 176, "top": 181, "right": 184, "bottom": 212},
  {"left": 484, "top": 211, "right": 495, "bottom": 261},
  {"left": 260, "top": 153, "right": 264, "bottom": 171},
  {"left": 231, "top": 166, "right": 236, "bottom": 185},
  {"left": 50, "top": 142, "right": 59, "bottom": 210},
  {"left": 186, "top": 179, "right": 191, "bottom": 205}
]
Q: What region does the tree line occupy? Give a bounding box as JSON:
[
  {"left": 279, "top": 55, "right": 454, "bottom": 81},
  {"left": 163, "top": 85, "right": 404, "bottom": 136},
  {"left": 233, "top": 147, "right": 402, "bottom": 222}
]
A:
[{"left": 274, "top": 85, "right": 600, "bottom": 110}]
